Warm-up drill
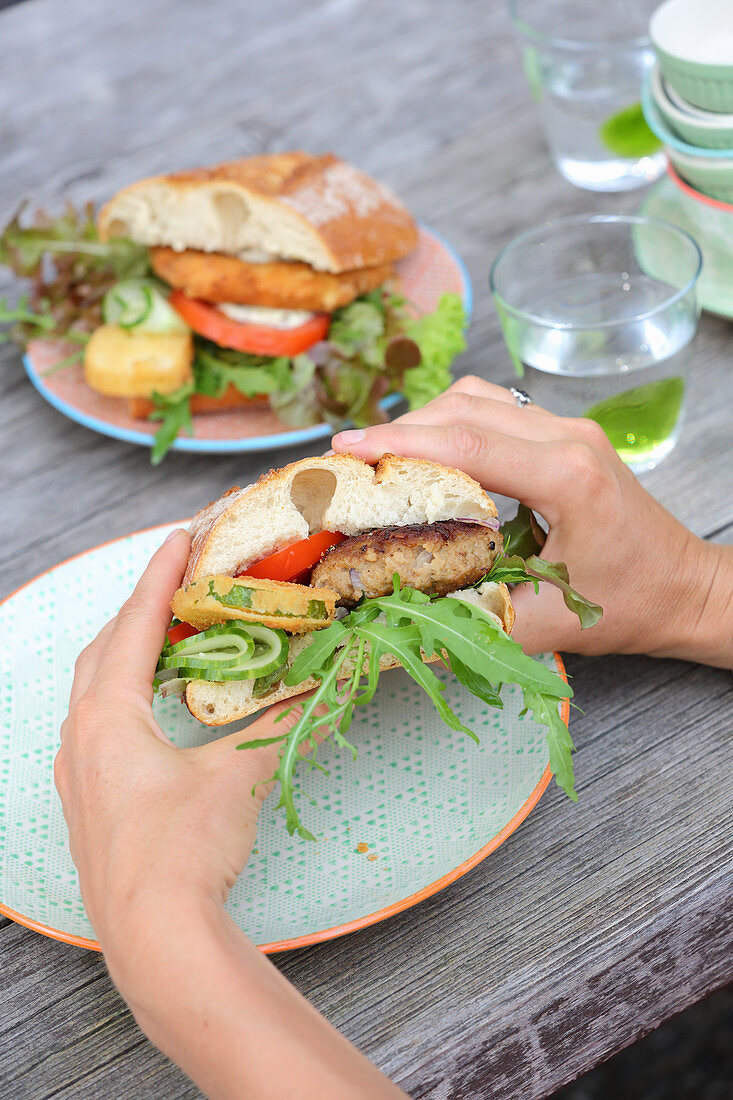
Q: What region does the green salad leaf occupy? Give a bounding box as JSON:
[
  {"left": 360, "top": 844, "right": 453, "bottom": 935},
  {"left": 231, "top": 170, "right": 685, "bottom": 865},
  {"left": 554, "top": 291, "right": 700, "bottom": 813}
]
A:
[
  {"left": 500, "top": 502, "right": 546, "bottom": 558},
  {"left": 402, "top": 293, "right": 467, "bottom": 408},
  {"left": 0, "top": 203, "right": 151, "bottom": 344},
  {"left": 520, "top": 557, "right": 603, "bottom": 630},
  {"left": 149, "top": 385, "right": 195, "bottom": 464},
  {"left": 238, "top": 578, "right": 573, "bottom": 840},
  {"left": 194, "top": 342, "right": 292, "bottom": 398},
  {"left": 483, "top": 506, "right": 603, "bottom": 630}
]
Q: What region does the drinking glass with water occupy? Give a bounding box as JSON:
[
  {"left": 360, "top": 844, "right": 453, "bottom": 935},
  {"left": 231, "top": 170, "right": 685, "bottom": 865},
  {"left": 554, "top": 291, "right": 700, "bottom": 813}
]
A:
[
  {"left": 490, "top": 215, "right": 702, "bottom": 473},
  {"left": 508, "top": 0, "right": 665, "bottom": 191}
]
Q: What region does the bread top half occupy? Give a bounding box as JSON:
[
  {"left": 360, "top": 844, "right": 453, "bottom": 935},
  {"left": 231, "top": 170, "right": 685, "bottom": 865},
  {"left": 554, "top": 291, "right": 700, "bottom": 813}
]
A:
[
  {"left": 183, "top": 452, "right": 500, "bottom": 585},
  {"left": 98, "top": 152, "right": 419, "bottom": 274}
]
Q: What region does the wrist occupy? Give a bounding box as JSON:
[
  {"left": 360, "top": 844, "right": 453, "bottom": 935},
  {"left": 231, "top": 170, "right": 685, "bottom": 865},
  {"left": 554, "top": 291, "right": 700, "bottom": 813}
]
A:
[
  {"left": 650, "top": 537, "right": 733, "bottom": 668},
  {"left": 686, "top": 541, "right": 733, "bottom": 668},
  {"left": 102, "top": 887, "right": 224, "bottom": 1008}
]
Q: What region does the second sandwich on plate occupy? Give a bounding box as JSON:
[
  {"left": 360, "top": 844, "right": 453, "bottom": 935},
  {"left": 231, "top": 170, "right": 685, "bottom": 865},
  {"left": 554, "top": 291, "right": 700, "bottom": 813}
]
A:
[{"left": 88, "top": 152, "right": 467, "bottom": 458}]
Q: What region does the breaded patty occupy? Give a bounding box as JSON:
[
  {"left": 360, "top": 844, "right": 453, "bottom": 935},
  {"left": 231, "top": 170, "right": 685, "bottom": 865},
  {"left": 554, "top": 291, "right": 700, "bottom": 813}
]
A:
[
  {"left": 151, "top": 247, "right": 394, "bottom": 311},
  {"left": 310, "top": 521, "right": 502, "bottom": 605},
  {"left": 171, "top": 574, "right": 338, "bottom": 632}
]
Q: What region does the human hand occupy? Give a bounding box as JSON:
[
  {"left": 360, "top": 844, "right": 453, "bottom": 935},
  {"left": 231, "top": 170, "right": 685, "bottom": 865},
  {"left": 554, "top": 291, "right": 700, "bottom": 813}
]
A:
[
  {"left": 54, "top": 528, "right": 311, "bottom": 972},
  {"left": 332, "top": 377, "right": 732, "bottom": 667},
  {"left": 55, "top": 528, "right": 406, "bottom": 1100}
]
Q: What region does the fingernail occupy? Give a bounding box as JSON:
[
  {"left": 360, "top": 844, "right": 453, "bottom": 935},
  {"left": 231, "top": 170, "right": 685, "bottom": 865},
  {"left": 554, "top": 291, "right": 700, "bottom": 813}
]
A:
[
  {"left": 163, "top": 527, "right": 186, "bottom": 544},
  {"left": 335, "top": 429, "right": 365, "bottom": 446}
]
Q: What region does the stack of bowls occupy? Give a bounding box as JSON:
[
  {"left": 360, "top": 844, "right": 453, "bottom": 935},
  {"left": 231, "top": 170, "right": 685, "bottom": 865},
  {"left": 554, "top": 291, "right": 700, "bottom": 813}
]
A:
[{"left": 644, "top": 0, "right": 733, "bottom": 202}]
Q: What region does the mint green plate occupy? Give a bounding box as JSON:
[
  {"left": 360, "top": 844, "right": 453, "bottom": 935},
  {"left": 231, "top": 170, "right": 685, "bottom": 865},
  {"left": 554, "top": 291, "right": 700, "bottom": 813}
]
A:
[
  {"left": 0, "top": 524, "right": 565, "bottom": 953},
  {"left": 640, "top": 172, "right": 733, "bottom": 319}
]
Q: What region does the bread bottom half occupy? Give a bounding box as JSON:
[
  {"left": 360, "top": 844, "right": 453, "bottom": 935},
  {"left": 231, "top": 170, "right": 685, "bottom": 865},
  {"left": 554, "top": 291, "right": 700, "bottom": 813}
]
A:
[{"left": 184, "top": 580, "right": 514, "bottom": 726}]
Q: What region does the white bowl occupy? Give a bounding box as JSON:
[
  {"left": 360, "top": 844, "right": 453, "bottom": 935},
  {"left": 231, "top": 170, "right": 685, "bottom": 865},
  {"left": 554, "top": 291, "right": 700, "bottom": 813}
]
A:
[
  {"left": 664, "top": 80, "right": 733, "bottom": 121},
  {"left": 650, "top": 0, "right": 733, "bottom": 111}
]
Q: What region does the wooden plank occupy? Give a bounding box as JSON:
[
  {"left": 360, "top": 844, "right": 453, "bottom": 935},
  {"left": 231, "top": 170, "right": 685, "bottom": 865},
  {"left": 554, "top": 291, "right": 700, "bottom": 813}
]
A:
[{"left": 1, "top": 0, "right": 731, "bottom": 1097}]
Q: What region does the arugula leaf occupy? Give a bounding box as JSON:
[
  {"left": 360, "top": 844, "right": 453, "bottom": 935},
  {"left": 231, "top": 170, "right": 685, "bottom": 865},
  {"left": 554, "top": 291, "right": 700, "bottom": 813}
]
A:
[
  {"left": 0, "top": 295, "right": 57, "bottom": 341},
  {"left": 487, "top": 506, "right": 603, "bottom": 630},
  {"left": 522, "top": 690, "right": 576, "bottom": 800},
  {"left": 485, "top": 551, "right": 602, "bottom": 630},
  {"left": 239, "top": 582, "right": 575, "bottom": 838},
  {"left": 481, "top": 553, "right": 540, "bottom": 590},
  {"left": 149, "top": 388, "right": 194, "bottom": 464},
  {"left": 448, "top": 653, "right": 504, "bottom": 709},
  {"left": 194, "top": 343, "right": 291, "bottom": 397},
  {"left": 524, "top": 557, "right": 603, "bottom": 630},
  {"left": 267, "top": 639, "right": 363, "bottom": 840},
  {"left": 501, "top": 503, "right": 546, "bottom": 559},
  {"left": 286, "top": 619, "right": 349, "bottom": 684}
]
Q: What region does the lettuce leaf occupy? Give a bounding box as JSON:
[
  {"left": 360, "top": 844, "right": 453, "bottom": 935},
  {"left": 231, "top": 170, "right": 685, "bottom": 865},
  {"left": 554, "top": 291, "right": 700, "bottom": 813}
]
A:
[
  {"left": 500, "top": 503, "right": 546, "bottom": 558},
  {"left": 0, "top": 203, "right": 150, "bottom": 343},
  {"left": 401, "top": 293, "right": 467, "bottom": 408}
]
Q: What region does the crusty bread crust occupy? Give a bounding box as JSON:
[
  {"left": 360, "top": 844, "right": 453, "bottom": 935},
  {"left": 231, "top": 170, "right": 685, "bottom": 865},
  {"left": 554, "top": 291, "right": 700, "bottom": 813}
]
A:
[
  {"left": 98, "top": 152, "right": 419, "bottom": 274},
  {"left": 184, "top": 581, "right": 514, "bottom": 725},
  {"left": 183, "top": 453, "right": 500, "bottom": 586},
  {"left": 150, "top": 247, "right": 394, "bottom": 311}
]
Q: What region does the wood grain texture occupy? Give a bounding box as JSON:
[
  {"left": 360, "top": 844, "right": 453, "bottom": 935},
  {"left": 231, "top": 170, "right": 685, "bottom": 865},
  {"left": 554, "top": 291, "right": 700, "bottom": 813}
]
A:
[{"left": 0, "top": 1, "right": 731, "bottom": 1098}]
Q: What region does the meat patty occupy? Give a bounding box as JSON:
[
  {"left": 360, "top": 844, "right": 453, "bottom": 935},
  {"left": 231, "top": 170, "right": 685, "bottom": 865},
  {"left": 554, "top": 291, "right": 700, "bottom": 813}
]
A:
[{"left": 310, "top": 521, "right": 501, "bottom": 605}]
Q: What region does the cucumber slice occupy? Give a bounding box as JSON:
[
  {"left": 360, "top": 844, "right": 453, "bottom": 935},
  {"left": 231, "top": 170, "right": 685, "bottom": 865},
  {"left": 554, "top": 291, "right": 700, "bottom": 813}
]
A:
[
  {"left": 103, "top": 279, "right": 189, "bottom": 335},
  {"left": 104, "top": 282, "right": 153, "bottom": 328},
  {"left": 252, "top": 662, "right": 287, "bottom": 698},
  {"left": 160, "top": 629, "right": 255, "bottom": 670},
  {"left": 166, "top": 622, "right": 255, "bottom": 655},
  {"left": 180, "top": 625, "right": 289, "bottom": 682}
]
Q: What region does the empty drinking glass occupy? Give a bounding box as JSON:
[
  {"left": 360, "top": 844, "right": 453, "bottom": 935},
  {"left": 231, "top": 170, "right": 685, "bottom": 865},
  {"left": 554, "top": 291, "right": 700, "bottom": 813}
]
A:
[
  {"left": 490, "top": 215, "right": 702, "bottom": 473},
  {"left": 508, "top": 0, "right": 666, "bottom": 191}
]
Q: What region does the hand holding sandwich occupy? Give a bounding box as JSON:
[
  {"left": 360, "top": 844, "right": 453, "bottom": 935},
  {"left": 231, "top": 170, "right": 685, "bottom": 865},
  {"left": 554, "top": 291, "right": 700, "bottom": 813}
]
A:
[
  {"left": 55, "top": 527, "right": 406, "bottom": 1100},
  {"left": 333, "top": 377, "right": 733, "bottom": 670}
]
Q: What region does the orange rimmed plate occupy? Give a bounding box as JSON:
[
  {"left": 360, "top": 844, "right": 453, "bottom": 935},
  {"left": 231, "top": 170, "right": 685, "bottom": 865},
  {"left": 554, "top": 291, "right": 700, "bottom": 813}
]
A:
[{"left": 0, "top": 523, "right": 567, "bottom": 953}]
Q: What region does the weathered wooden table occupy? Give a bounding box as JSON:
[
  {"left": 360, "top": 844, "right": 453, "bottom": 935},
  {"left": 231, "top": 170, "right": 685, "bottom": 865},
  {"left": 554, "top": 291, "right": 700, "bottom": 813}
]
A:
[{"left": 1, "top": 1, "right": 731, "bottom": 1097}]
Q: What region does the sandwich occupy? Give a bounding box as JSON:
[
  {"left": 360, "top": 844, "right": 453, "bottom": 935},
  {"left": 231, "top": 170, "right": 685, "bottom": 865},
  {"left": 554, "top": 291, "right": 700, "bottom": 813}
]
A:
[
  {"left": 156, "top": 453, "right": 601, "bottom": 838},
  {"left": 0, "top": 154, "right": 467, "bottom": 461}
]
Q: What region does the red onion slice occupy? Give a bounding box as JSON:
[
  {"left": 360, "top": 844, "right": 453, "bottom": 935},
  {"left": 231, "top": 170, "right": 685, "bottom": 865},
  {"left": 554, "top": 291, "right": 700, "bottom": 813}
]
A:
[{"left": 456, "top": 516, "right": 500, "bottom": 531}]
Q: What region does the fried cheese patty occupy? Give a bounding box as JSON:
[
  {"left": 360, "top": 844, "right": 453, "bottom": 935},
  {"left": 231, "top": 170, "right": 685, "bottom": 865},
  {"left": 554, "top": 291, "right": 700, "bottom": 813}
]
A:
[
  {"left": 172, "top": 575, "right": 338, "bottom": 633},
  {"left": 310, "top": 521, "right": 502, "bottom": 606},
  {"left": 150, "top": 247, "right": 394, "bottom": 312}
]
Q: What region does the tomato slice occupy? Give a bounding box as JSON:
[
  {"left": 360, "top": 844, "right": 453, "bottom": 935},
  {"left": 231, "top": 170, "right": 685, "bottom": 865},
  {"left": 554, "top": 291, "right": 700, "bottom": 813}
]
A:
[
  {"left": 167, "top": 621, "right": 199, "bottom": 646},
  {"left": 169, "top": 290, "right": 330, "bottom": 356},
  {"left": 240, "top": 530, "right": 346, "bottom": 583}
]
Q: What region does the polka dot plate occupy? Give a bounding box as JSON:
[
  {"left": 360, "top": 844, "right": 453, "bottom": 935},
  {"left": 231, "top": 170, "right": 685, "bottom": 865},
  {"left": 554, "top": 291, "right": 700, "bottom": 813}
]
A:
[
  {"left": 0, "top": 523, "right": 568, "bottom": 953},
  {"left": 23, "top": 224, "right": 472, "bottom": 457}
]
